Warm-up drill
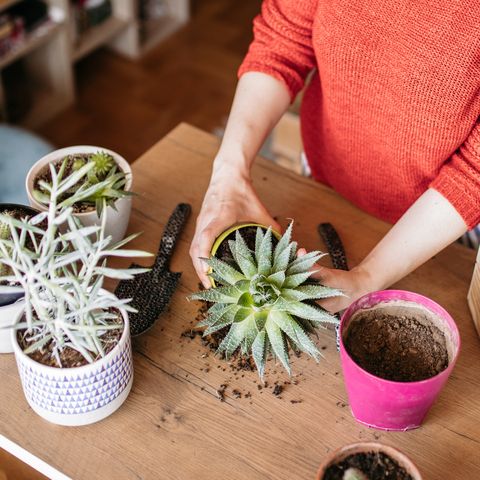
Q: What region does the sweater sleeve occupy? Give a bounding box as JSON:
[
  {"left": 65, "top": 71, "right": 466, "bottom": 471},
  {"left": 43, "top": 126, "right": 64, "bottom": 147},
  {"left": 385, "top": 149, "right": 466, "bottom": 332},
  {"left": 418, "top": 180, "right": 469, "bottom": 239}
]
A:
[
  {"left": 238, "top": 0, "right": 318, "bottom": 101},
  {"left": 430, "top": 119, "right": 480, "bottom": 229}
]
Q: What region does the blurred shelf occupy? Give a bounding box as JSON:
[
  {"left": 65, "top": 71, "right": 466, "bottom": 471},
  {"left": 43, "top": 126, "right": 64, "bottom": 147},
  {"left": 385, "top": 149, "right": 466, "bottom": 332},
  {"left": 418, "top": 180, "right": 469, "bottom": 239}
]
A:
[
  {"left": 0, "top": 20, "right": 60, "bottom": 70},
  {"left": 139, "top": 15, "right": 184, "bottom": 54},
  {"left": 72, "top": 15, "right": 129, "bottom": 61},
  {"left": 0, "top": 0, "right": 21, "bottom": 13},
  {"left": 20, "top": 86, "right": 70, "bottom": 128}
]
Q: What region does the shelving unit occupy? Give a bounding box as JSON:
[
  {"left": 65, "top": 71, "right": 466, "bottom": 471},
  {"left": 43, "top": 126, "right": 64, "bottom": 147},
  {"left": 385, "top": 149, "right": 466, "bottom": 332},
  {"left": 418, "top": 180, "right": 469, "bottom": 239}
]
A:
[{"left": 0, "top": 0, "right": 189, "bottom": 128}]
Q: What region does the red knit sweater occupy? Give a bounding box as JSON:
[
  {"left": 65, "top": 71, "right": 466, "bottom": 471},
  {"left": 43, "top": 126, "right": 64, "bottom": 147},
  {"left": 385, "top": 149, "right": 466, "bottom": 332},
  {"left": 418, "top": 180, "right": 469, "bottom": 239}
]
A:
[{"left": 239, "top": 0, "right": 480, "bottom": 228}]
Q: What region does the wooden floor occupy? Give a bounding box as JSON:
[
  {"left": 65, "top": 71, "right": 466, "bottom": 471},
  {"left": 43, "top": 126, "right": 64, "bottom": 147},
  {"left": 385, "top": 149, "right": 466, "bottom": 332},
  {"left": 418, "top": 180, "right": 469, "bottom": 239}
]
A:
[
  {"left": 3, "top": 1, "right": 260, "bottom": 477},
  {"left": 38, "top": 0, "right": 262, "bottom": 162}
]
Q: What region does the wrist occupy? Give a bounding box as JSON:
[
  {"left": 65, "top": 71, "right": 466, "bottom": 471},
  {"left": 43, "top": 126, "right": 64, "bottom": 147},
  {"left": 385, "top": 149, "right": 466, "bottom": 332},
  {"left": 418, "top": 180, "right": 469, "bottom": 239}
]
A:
[
  {"left": 351, "top": 263, "right": 385, "bottom": 297},
  {"left": 211, "top": 152, "right": 250, "bottom": 183}
]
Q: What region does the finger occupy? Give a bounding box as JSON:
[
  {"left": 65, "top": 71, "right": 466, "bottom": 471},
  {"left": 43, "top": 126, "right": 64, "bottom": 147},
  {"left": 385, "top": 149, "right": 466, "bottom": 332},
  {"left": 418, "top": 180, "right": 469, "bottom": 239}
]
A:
[{"left": 297, "top": 248, "right": 307, "bottom": 257}]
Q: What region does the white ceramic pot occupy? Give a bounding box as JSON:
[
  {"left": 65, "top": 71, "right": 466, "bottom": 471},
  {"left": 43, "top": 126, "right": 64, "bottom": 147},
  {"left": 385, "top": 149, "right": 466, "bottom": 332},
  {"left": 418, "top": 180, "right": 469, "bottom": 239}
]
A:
[
  {"left": 26, "top": 146, "right": 132, "bottom": 244},
  {"left": 12, "top": 308, "right": 133, "bottom": 426},
  {"left": 0, "top": 298, "right": 25, "bottom": 353}
]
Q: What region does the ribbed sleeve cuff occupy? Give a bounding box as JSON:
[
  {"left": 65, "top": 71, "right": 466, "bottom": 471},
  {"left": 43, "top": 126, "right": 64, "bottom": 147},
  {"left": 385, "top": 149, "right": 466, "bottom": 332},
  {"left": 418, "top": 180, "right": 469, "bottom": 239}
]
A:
[
  {"left": 431, "top": 165, "right": 480, "bottom": 230},
  {"left": 238, "top": 59, "right": 303, "bottom": 102}
]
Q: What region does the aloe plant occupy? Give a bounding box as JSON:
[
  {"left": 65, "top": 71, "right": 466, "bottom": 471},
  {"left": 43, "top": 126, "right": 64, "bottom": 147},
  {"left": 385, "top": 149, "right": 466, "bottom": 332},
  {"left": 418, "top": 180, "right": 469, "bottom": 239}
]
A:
[
  {"left": 189, "top": 223, "right": 342, "bottom": 378},
  {"left": 33, "top": 150, "right": 130, "bottom": 217},
  {"left": 0, "top": 162, "right": 150, "bottom": 367}
]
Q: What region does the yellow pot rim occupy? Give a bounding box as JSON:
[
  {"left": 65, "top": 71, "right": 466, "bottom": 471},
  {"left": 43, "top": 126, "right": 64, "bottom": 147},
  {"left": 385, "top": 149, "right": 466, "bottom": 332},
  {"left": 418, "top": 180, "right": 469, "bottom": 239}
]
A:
[{"left": 209, "top": 223, "right": 282, "bottom": 287}]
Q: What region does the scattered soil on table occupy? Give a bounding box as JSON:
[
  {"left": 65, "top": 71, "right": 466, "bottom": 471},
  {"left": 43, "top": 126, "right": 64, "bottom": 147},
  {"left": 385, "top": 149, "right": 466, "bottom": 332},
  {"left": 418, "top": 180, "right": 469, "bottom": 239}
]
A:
[
  {"left": 180, "top": 294, "right": 305, "bottom": 402},
  {"left": 17, "top": 309, "right": 123, "bottom": 368},
  {"left": 344, "top": 311, "right": 449, "bottom": 382},
  {"left": 323, "top": 451, "right": 413, "bottom": 480}
]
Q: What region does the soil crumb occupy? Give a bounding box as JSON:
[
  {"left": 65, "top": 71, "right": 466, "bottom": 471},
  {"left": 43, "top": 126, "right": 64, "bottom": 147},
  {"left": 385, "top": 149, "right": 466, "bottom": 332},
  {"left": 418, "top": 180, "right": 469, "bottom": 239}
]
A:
[{"left": 344, "top": 311, "right": 449, "bottom": 382}]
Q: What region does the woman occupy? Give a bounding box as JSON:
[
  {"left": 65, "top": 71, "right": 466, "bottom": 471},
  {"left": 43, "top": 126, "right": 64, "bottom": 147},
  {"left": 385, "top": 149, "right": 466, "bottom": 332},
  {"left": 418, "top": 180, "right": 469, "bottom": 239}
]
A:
[{"left": 190, "top": 0, "right": 480, "bottom": 313}]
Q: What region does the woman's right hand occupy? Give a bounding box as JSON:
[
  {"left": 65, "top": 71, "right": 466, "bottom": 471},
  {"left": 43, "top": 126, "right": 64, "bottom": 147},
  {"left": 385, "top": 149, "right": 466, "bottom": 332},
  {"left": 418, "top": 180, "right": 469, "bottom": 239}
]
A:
[{"left": 190, "top": 166, "right": 280, "bottom": 288}]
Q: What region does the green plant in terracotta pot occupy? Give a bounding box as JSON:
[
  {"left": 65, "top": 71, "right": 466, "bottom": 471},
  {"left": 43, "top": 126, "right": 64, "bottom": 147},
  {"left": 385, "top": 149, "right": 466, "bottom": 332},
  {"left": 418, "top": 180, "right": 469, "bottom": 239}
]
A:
[{"left": 189, "top": 222, "right": 342, "bottom": 378}]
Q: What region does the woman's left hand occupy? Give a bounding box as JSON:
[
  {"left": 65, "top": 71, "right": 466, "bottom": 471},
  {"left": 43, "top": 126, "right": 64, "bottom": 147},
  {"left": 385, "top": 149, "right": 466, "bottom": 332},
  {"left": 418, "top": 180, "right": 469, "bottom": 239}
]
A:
[{"left": 297, "top": 248, "right": 376, "bottom": 314}]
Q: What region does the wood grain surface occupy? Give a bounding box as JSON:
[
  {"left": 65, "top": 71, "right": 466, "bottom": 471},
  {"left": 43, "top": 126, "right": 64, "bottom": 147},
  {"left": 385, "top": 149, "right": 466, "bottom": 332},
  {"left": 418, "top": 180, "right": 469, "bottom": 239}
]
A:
[{"left": 0, "top": 124, "right": 478, "bottom": 480}]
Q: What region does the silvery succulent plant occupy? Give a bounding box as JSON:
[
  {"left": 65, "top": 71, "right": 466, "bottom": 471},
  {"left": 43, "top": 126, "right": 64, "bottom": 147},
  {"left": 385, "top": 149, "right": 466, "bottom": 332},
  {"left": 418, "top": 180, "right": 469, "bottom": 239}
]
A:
[
  {"left": 189, "top": 223, "right": 342, "bottom": 378},
  {"left": 0, "top": 163, "right": 150, "bottom": 367}
]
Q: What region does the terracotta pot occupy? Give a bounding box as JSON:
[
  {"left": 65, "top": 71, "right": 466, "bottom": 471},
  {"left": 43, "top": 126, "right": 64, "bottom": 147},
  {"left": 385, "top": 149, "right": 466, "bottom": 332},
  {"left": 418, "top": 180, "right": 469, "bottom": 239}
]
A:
[
  {"left": 12, "top": 305, "right": 133, "bottom": 426},
  {"left": 209, "top": 222, "right": 282, "bottom": 287},
  {"left": 0, "top": 203, "right": 39, "bottom": 353},
  {"left": 340, "top": 290, "right": 460, "bottom": 431},
  {"left": 25, "top": 146, "right": 132, "bottom": 244},
  {"left": 316, "top": 442, "right": 422, "bottom": 480}
]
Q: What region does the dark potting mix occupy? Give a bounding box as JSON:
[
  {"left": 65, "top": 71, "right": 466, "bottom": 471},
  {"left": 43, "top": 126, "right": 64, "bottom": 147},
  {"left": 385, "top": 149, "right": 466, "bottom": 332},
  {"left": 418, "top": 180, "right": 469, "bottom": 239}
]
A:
[
  {"left": 323, "top": 451, "right": 413, "bottom": 480},
  {"left": 344, "top": 310, "right": 449, "bottom": 382}
]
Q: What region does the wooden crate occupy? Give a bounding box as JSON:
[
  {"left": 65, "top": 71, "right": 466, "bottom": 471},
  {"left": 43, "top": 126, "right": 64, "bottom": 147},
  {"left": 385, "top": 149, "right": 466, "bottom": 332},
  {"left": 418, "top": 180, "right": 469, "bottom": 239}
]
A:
[{"left": 468, "top": 251, "right": 480, "bottom": 335}]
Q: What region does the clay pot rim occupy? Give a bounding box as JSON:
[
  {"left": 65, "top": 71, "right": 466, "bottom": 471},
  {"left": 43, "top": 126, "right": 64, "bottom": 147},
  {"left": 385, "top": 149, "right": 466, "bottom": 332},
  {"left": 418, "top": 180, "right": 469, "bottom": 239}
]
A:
[{"left": 316, "top": 441, "right": 422, "bottom": 480}]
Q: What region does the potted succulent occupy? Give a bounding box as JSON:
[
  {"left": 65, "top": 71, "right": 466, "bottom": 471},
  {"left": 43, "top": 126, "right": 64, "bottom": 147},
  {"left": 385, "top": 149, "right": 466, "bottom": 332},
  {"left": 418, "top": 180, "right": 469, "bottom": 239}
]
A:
[
  {"left": 0, "top": 203, "right": 40, "bottom": 353},
  {"left": 26, "top": 146, "right": 133, "bottom": 244},
  {"left": 0, "top": 164, "right": 150, "bottom": 426},
  {"left": 189, "top": 222, "right": 342, "bottom": 379},
  {"left": 316, "top": 442, "right": 422, "bottom": 480},
  {"left": 340, "top": 290, "right": 460, "bottom": 431}
]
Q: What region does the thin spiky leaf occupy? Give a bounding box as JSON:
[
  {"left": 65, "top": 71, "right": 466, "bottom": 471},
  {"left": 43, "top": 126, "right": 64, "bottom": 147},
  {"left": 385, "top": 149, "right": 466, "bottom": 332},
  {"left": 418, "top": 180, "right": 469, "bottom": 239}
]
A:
[
  {"left": 283, "top": 270, "right": 317, "bottom": 288},
  {"left": 287, "top": 251, "right": 326, "bottom": 275},
  {"left": 189, "top": 285, "right": 242, "bottom": 303},
  {"left": 266, "top": 318, "right": 291, "bottom": 375},
  {"left": 276, "top": 298, "right": 338, "bottom": 324},
  {"left": 252, "top": 330, "right": 267, "bottom": 379},
  {"left": 267, "top": 270, "right": 285, "bottom": 288},
  {"left": 282, "top": 284, "right": 343, "bottom": 301},
  {"left": 229, "top": 234, "right": 256, "bottom": 278},
  {"left": 203, "top": 256, "right": 244, "bottom": 285},
  {"left": 256, "top": 227, "right": 273, "bottom": 275},
  {"left": 273, "top": 221, "right": 293, "bottom": 261}
]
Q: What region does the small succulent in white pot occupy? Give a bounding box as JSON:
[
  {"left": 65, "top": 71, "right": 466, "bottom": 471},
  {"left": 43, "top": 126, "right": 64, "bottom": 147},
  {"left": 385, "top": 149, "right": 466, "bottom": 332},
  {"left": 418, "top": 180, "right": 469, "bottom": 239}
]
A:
[
  {"left": 26, "top": 146, "right": 133, "bottom": 244},
  {"left": 0, "top": 164, "right": 150, "bottom": 426},
  {"left": 0, "top": 204, "right": 39, "bottom": 353}
]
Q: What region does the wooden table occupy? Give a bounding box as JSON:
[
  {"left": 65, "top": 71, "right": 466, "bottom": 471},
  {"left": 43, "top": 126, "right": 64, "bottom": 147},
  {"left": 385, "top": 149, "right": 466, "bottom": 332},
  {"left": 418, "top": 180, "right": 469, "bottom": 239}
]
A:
[{"left": 1, "top": 123, "right": 479, "bottom": 480}]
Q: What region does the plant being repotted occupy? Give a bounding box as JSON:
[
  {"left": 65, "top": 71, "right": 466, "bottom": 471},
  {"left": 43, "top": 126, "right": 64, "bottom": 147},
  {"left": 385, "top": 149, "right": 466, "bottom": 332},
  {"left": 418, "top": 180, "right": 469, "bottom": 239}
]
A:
[
  {"left": 316, "top": 442, "right": 422, "bottom": 480},
  {"left": 0, "top": 164, "right": 150, "bottom": 426},
  {"left": 189, "top": 222, "right": 342, "bottom": 378},
  {"left": 0, "top": 203, "right": 40, "bottom": 353},
  {"left": 340, "top": 290, "right": 460, "bottom": 431},
  {"left": 26, "top": 146, "right": 132, "bottom": 244}
]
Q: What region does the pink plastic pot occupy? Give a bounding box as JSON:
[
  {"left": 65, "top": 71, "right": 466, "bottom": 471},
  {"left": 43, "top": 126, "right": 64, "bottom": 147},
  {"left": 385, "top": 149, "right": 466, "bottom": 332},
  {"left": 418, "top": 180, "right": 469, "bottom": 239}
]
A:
[{"left": 340, "top": 290, "right": 460, "bottom": 431}]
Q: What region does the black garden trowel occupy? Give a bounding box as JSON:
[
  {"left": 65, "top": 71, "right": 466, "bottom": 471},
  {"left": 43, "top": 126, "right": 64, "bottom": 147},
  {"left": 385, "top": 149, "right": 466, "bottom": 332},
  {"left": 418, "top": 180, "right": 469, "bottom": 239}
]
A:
[{"left": 115, "top": 203, "right": 191, "bottom": 336}]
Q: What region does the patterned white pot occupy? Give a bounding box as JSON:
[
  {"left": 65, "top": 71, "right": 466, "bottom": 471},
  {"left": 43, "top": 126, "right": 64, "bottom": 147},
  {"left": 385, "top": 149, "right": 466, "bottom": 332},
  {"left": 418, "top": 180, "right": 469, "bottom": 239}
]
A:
[
  {"left": 0, "top": 298, "right": 24, "bottom": 353},
  {"left": 25, "top": 146, "right": 132, "bottom": 244},
  {"left": 11, "top": 308, "right": 133, "bottom": 426}
]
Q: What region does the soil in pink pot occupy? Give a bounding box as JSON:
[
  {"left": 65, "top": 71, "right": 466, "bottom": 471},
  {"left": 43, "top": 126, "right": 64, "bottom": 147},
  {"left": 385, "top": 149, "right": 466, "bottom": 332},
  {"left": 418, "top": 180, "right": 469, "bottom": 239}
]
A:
[{"left": 344, "top": 310, "right": 449, "bottom": 382}]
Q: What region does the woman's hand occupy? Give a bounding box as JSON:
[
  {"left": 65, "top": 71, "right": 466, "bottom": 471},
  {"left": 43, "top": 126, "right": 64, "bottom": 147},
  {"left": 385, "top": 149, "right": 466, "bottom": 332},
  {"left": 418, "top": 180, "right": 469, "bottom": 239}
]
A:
[
  {"left": 190, "top": 165, "right": 280, "bottom": 288},
  {"left": 297, "top": 248, "right": 376, "bottom": 313}
]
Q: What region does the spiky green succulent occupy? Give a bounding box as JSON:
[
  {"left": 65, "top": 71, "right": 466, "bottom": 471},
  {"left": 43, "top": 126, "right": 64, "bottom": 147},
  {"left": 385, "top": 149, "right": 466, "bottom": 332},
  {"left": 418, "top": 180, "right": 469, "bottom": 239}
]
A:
[
  {"left": 33, "top": 151, "right": 130, "bottom": 217},
  {"left": 189, "top": 223, "right": 342, "bottom": 379}
]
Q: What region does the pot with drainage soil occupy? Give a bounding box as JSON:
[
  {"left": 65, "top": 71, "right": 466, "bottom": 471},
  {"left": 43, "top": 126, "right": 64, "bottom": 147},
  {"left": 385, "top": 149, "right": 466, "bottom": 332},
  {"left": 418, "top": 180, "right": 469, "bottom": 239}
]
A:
[
  {"left": 340, "top": 290, "right": 460, "bottom": 431},
  {"left": 316, "top": 442, "right": 422, "bottom": 480}
]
